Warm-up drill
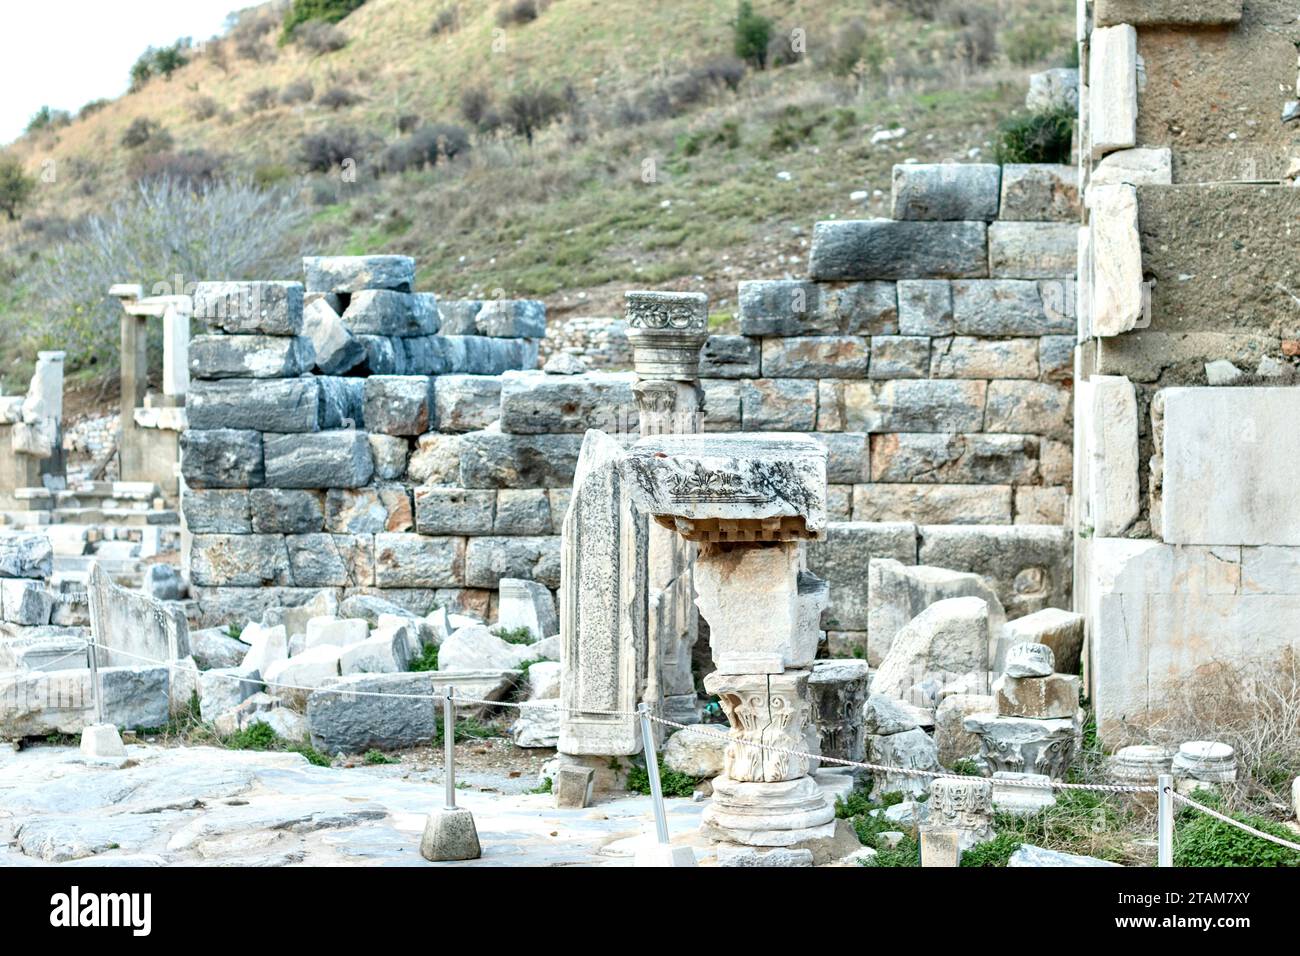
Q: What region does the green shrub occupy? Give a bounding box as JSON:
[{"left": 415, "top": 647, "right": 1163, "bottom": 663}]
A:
[
  {"left": 491, "top": 626, "right": 534, "bottom": 645},
  {"left": 732, "top": 1, "right": 773, "bottom": 70},
  {"left": 994, "top": 107, "right": 1074, "bottom": 164},
  {"left": 949, "top": 759, "right": 983, "bottom": 777},
  {"left": 282, "top": 0, "right": 367, "bottom": 42},
  {"left": 1174, "top": 794, "right": 1300, "bottom": 867},
  {"left": 1005, "top": 23, "right": 1061, "bottom": 67},
  {"left": 834, "top": 785, "right": 874, "bottom": 819},
  {"left": 0, "top": 156, "right": 36, "bottom": 222},
  {"left": 529, "top": 776, "right": 553, "bottom": 794},
  {"left": 26, "top": 106, "right": 71, "bottom": 134},
  {"left": 363, "top": 749, "right": 398, "bottom": 765},
  {"left": 408, "top": 643, "right": 439, "bottom": 672},
  {"left": 960, "top": 833, "right": 1022, "bottom": 867},
  {"left": 626, "top": 758, "right": 699, "bottom": 798},
  {"left": 129, "top": 41, "right": 191, "bottom": 90}
]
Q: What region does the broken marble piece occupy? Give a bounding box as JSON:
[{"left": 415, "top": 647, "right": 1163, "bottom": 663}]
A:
[
  {"left": 1005, "top": 641, "right": 1055, "bottom": 678},
  {"left": 495, "top": 578, "right": 558, "bottom": 640},
  {"left": 964, "top": 713, "right": 1075, "bottom": 779},
  {"left": 1171, "top": 741, "right": 1237, "bottom": 785}
]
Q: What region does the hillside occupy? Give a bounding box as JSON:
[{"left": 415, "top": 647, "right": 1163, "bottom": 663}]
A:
[{"left": 0, "top": 0, "right": 1075, "bottom": 392}]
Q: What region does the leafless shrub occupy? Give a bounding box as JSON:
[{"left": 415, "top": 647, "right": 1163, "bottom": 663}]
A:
[
  {"left": 294, "top": 21, "right": 349, "bottom": 56},
  {"left": 502, "top": 86, "right": 565, "bottom": 144},
  {"left": 120, "top": 117, "right": 172, "bottom": 150},
  {"left": 300, "top": 126, "right": 369, "bottom": 172},
  {"left": 129, "top": 149, "right": 227, "bottom": 188},
  {"left": 885, "top": 0, "right": 947, "bottom": 20},
  {"left": 496, "top": 0, "right": 541, "bottom": 27},
  {"left": 318, "top": 86, "right": 363, "bottom": 111},
  {"left": 243, "top": 86, "right": 279, "bottom": 115},
  {"left": 1141, "top": 650, "right": 1300, "bottom": 810},
  {"left": 949, "top": 7, "right": 999, "bottom": 71},
  {"left": 280, "top": 78, "right": 316, "bottom": 105},
  {"left": 379, "top": 124, "right": 472, "bottom": 175},
  {"left": 190, "top": 95, "right": 220, "bottom": 121},
  {"left": 431, "top": 4, "right": 461, "bottom": 34}
]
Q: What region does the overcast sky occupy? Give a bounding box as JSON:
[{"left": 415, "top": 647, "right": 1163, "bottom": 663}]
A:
[{"left": 0, "top": 1, "right": 257, "bottom": 145}]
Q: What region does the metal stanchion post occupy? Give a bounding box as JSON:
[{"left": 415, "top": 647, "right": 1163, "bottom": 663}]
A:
[
  {"left": 1157, "top": 773, "right": 1173, "bottom": 867},
  {"left": 444, "top": 686, "right": 456, "bottom": 810},
  {"left": 88, "top": 639, "right": 104, "bottom": 726},
  {"left": 633, "top": 704, "right": 695, "bottom": 867}
]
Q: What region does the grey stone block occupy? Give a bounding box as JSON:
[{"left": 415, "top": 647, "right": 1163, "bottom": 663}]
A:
[
  {"left": 988, "top": 222, "right": 1076, "bottom": 279},
  {"left": 700, "top": 335, "right": 760, "bottom": 378},
  {"left": 458, "top": 429, "right": 584, "bottom": 488},
  {"left": 189, "top": 334, "right": 313, "bottom": 380},
  {"left": 868, "top": 336, "right": 930, "bottom": 379},
  {"left": 1094, "top": 0, "right": 1241, "bottom": 27},
  {"left": 324, "top": 485, "right": 413, "bottom": 534},
  {"left": 0, "top": 666, "right": 170, "bottom": 737},
  {"left": 738, "top": 280, "right": 831, "bottom": 335},
  {"left": 499, "top": 370, "right": 636, "bottom": 434},
  {"left": 494, "top": 489, "right": 551, "bottom": 535},
  {"left": 190, "top": 534, "right": 292, "bottom": 587},
  {"left": 464, "top": 536, "right": 561, "bottom": 589},
  {"left": 2, "top": 579, "right": 54, "bottom": 625},
  {"left": 952, "top": 280, "right": 1072, "bottom": 336},
  {"left": 374, "top": 533, "right": 465, "bottom": 588},
  {"left": 810, "top": 432, "right": 868, "bottom": 484},
  {"left": 307, "top": 672, "right": 438, "bottom": 752},
  {"left": 984, "top": 381, "right": 1072, "bottom": 442},
  {"left": 363, "top": 376, "right": 435, "bottom": 436},
  {"left": 437, "top": 300, "right": 483, "bottom": 335},
  {"left": 897, "top": 280, "right": 954, "bottom": 336},
  {"left": 434, "top": 375, "right": 503, "bottom": 433},
  {"left": 806, "top": 521, "right": 918, "bottom": 631},
  {"left": 302, "top": 297, "right": 366, "bottom": 375},
  {"left": 891, "top": 164, "right": 1001, "bottom": 221},
  {"left": 249, "top": 489, "right": 325, "bottom": 534},
  {"left": 809, "top": 220, "right": 988, "bottom": 280},
  {"left": 823, "top": 282, "right": 899, "bottom": 335},
  {"left": 998, "top": 165, "right": 1080, "bottom": 222},
  {"left": 475, "top": 299, "right": 546, "bottom": 338},
  {"left": 318, "top": 376, "right": 365, "bottom": 430},
  {"left": 194, "top": 281, "right": 304, "bottom": 335},
  {"left": 845, "top": 380, "right": 987, "bottom": 433},
  {"left": 263, "top": 430, "right": 374, "bottom": 489},
  {"left": 740, "top": 379, "right": 817, "bottom": 430},
  {"left": 761, "top": 336, "right": 868, "bottom": 379},
  {"left": 930, "top": 337, "right": 1039, "bottom": 379},
  {"left": 342, "top": 290, "right": 439, "bottom": 337},
  {"left": 0, "top": 534, "right": 53, "bottom": 580},
  {"left": 180, "top": 429, "right": 264, "bottom": 489},
  {"left": 415, "top": 487, "right": 496, "bottom": 535},
  {"left": 408, "top": 433, "right": 463, "bottom": 484},
  {"left": 182, "top": 489, "right": 251, "bottom": 534},
  {"left": 367, "top": 434, "right": 409, "bottom": 480},
  {"left": 917, "top": 524, "right": 1070, "bottom": 619},
  {"left": 303, "top": 255, "right": 415, "bottom": 294},
  {"left": 870, "top": 433, "right": 1040, "bottom": 485},
  {"left": 286, "top": 533, "right": 374, "bottom": 588},
  {"left": 187, "top": 378, "right": 321, "bottom": 433},
  {"left": 403, "top": 336, "right": 538, "bottom": 376},
  {"left": 1039, "top": 336, "right": 1075, "bottom": 386},
  {"left": 701, "top": 380, "right": 741, "bottom": 432},
  {"left": 356, "top": 335, "right": 409, "bottom": 375}
]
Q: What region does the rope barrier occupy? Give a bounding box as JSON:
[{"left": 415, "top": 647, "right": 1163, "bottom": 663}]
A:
[{"left": 1171, "top": 791, "right": 1300, "bottom": 855}]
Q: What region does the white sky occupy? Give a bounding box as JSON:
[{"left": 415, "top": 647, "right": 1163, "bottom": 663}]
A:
[{"left": 0, "top": 1, "right": 260, "bottom": 145}]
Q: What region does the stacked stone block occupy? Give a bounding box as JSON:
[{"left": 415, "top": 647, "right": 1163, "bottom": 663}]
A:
[{"left": 183, "top": 257, "right": 546, "bottom": 625}]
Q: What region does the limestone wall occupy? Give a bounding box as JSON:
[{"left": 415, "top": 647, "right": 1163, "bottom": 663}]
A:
[{"left": 1074, "top": 0, "right": 1300, "bottom": 739}]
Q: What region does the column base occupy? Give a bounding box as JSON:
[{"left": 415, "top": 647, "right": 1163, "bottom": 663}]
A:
[{"left": 700, "top": 774, "right": 836, "bottom": 847}]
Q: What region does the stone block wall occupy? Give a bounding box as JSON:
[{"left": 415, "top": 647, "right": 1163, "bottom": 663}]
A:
[{"left": 1073, "top": 0, "right": 1300, "bottom": 739}]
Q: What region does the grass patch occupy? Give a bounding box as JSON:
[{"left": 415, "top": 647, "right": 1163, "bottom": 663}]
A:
[
  {"left": 363, "top": 749, "right": 399, "bottom": 765},
  {"left": 1173, "top": 790, "right": 1300, "bottom": 867},
  {"left": 491, "top": 626, "right": 535, "bottom": 645},
  {"left": 626, "top": 758, "right": 699, "bottom": 798},
  {"left": 408, "top": 643, "right": 439, "bottom": 672},
  {"left": 529, "top": 776, "right": 553, "bottom": 795},
  {"left": 959, "top": 832, "right": 1022, "bottom": 867}
]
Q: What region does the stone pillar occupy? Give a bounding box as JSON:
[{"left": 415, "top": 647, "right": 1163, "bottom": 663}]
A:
[
  {"left": 626, "top": 290, "right": 709, "bottom": 724},
  {"left": 621, "top": 433, "right": 837, "bottom": 854},
  {"left": 162, "top": 298, "right": 191, "bottom": 401}
]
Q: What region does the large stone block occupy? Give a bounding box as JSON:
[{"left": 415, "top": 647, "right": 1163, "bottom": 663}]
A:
[
  {"left": 1088, "top": 25, "right": 1137, "bottom": 158},
  {"left": 306, "top": 672, "right": 440, "bottom": 752},
  {"left": 374, "top": 533, "right": 465, "bottom": 588},
  {"left": 930, "top": 337, "right": 1038, "bottom": 380},
  {"left": 263, "top": 430, "right": 374, "bottom": 489},
  {"left": 952, "top": 280, "right": 1071, "bottom": 336},
  {"left": 891, "top": 164, "right": 1000, "bottom": 221},
  {"left": 249, "top": 488, "right": 325, "bottom": 534},
  {"left": 302, "top": 297, "right": 366, "bottom": 375},
  {"left": 998, "top": 165, "right": 1079, "bottom": 222},
  {"left": 853, "top": 484, "right": 1012, "bottom": 527},
  {"left": 738, "top": 279, "right": 829, "bottom": 335},
  {"left": 740, "top": 379, "right": 817, "bottom": 430},
  {"left": 324, "top": 485, "right": 412, "bottom": 534},
  {"left": 810, "top": 433, "right": 867, "bottom": 484},
  {"left": 494, "top": 489, "right": 551, "bottom": 535},
  {"left": 873, "top": 596, "right": 990, "bottom": 703},
  {"left": 408, "top": 433, "right": 463, "bottom": 484},
  {"left": 191, "top": 534, "right": 292, "bottom": 587},
  {"left": 1161, "top": 388, "right": 1300, "bottom": 546},
  {"left": 194, "top": 281, "right": 303, "bottom": 335},
  {"left": 434, "top": 375, "right": 502, "bottom": 433},
  {"left": 868, "top": 336, "right": 930, "bottom": 380},
  {"left": 464, "top": 536, "right": 562, "bottom": 589},
  {"left": 1089, "top": 184, "right": 1143, "bottom": 338},
  {"left": 700, "top": 335, "right": 761, "bottom": 378},
  {"left": 286, "top": 533, "right": 374, "bottom": 587},
  {"left": 318, "top": 376, "right": 365, "bottom": 429},
  {"left": 415, "top": 487, "right": 496, "bottom": 535},
  {"left": 180, "top": 429, "right": 264, "bottom": 489},
  {"left": 984, "top": 381, "right": 1072, "bottom": 442},
  {"left": 866, "top": 558, "right": 1005, "bottom": 668},
  {"left": 918, "top": 524, "right": 1070, "bottom": 619},
  {"left": 844, "top": 380, "right": 986, "bottom": 433},
  {"left": 1094, "top": 0, "right": 1241, "bottom": 26},
  {"left": 356, "top": 335, "right": 409, "bottom": 375},
  {"left": 458, "top": 428, "right": 584, "bottom": 488},
  {"left": 0, "top": 533, "right": 54, "bottom": 580},
  {"left": 363, "top": 376, "right": 435, "bottom": 436},
  {"left": 805, "top": 521, "right": 917, "bottom": 631},
  {"left": 1084, "top": 376, "right": 1138, "bottom": 538},
  {"left": 809, "top": 221, "right": 988, "bottom": 281},
  {"left": 404, "top": 335, "right": 537, "bottom": 376},
  {"left": 701, "top": 380, "right": 741, "bottom": 432},
  {"left": 988, "top": 223, "right": 1077, "bottom": 279},
  {"left": 187, "top": 378, "right": 321, "bottom": 433},
  {"left": 761, "top": 336, "right": 868, "bottom": 378},
  {"left": 498, "top": 370, "right": 637, "bottom": 434},
  {"left": 342, "top": 290, "right": 439, "bottom": 337},
  {"left": 1000, "top": 607, "right": 1085, "bottom": 676},
  {"left": 823, "top": 282, "right": 900, "bottom": 335},
  {"left": 870, "top": 433, "right": 1039, "bottom": 485},
  {"left": 303, "top": 255, "right": 415, "bottom": 294},
  {"left": 0, "top": 666, "right": 170, "bottom": 737},
  {"left": 188, "top": 335, "right": 313, "bottom": 380},
  {"left": 897, "top": 280, "right": 953, "bottom": 336},
  {"left": 474, "top": 299, "right": 545, "bottom": 338},
  {"left": 182, "top": 489, "right": 251, "bottom": 534}
]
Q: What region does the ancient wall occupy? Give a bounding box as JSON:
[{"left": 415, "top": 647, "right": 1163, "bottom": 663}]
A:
[
  {"left": 1074, "top": 0, "right": 1300, "bottom": 739},
  {"left": 183, "top": 166, "right": 1080, "bottom": 641}
]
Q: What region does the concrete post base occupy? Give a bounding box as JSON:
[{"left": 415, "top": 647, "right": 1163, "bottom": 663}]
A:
[
  {"left": 419, "top": 806, "right": 481, "bottom": 862},
  {"left": 634, "top": 843, "right": 697, "bottom": 867},
  {"left": 79, "top": 723, "right": 126, "bottom": 766}
]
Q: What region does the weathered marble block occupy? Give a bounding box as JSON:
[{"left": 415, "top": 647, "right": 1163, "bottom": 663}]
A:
[
  {"left": 808, "top": 659, "right": 870, "bottom": 762},
  {"left": 342, "top": 290, "right": 439, "bottom": 337},
  {"left": 809, "top": 220, "right": 988, "bottom": 281},
  {"left": 498, "top": 370, "right": 637, "bottom": 434},
  {"left": 189, "top": 335, "right": 314, "bottom": 380},
  {"left": 963, "top": 712, "right": 1076, "bottom": 779},
  {"left": 303, "top": 255, "right": 415, "bottom": 294},
  {"left": 891, "top": 164, "right": 1001, "bottom": 222},
  {"left": 194, "top": 281, "right": 303, "bottom": 336}
]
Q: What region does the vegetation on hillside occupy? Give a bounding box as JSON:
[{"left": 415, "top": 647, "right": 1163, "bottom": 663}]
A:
[{"left": 0, "top": 0, "right": 1077, "bottom": 388}]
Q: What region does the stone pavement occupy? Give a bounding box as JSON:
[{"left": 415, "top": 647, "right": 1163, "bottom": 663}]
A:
[{"left": 0, "top": 742, "right": 711, "bottom": 867}]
